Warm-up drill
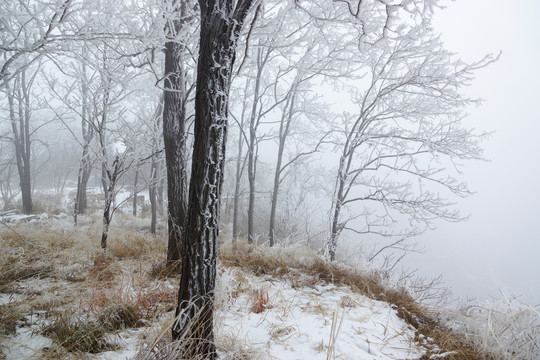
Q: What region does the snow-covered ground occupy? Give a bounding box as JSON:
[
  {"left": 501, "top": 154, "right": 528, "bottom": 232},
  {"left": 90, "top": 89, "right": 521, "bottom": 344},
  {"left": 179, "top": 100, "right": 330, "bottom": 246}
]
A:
[
  {"left": 214, "top": 267, "right": 425, "bottom": 360},
  {"left": 0, "top": 262, "right": 426, "bottom": 360},
  {"left": 1, "top": 215, "right": 538, "bottom": 359}
]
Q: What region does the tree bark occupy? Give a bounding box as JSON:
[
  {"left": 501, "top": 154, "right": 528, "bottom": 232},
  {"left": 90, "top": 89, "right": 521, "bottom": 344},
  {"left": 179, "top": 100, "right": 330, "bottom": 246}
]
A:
[
  {"left": 172, "top": 0, "right": 253, "bottom": 356},
  {"left": 162, "top": 0, "right": 189, "bottom": 263}
]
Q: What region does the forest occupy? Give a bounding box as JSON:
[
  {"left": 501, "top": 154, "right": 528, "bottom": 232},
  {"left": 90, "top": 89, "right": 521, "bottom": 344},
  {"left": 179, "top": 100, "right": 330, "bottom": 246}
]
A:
[{"left": 1, "top": 0, "right": 539, "bottom": 359}]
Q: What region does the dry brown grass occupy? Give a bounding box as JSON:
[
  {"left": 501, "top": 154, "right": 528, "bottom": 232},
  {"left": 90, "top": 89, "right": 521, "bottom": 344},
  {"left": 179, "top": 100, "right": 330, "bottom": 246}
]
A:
[
  {"left": 108, "top": 233, "right": 154, "bottom": 260},
  {"left": 148, "top": 260, "right": 182, "bottom": 280},
  {"left": 219, "top": 242, "right": 495, "bottom": 360},
  {"left": 41, "top": 311, "right": 118, "bottom": 354},
  {"left": 0, "top": 222, "right": 177, "bottom": 357},
  {"left": 0, "top": 303, "right": 23, "bottom": 335},
  {"left": 88, "top": 253, "right": 118, "bottom": 283},
  {"left": 98, "top": 303, "right": 142, "bottom": 331},
  {"left": 250, "top": 289, "right": 271, "bottom": 314}
]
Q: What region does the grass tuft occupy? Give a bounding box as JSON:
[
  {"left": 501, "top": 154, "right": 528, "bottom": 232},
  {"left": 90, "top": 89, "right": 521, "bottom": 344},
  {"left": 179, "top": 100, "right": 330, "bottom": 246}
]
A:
[
  {"left": 98, "top": 303, "right": 142, "bottom": 331},
  {"left": 0, "top": 304, "right": 23, "bottom": 335},
  {"left": 109, "top": 233, "right": 152, "bottom": 260},
  {"left": 41, "top": 312, "right": 117, "bottom": 353},
  {"left": 250, "top": 289, "right": 271, "bottom": 314}
]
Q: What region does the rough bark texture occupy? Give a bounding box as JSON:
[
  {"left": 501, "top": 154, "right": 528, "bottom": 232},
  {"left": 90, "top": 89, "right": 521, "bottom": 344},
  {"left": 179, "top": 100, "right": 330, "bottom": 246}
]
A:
[
  {"left": 172, "top": 0, "right": 253, "bottom": 357},
  {"left": 163, "top": 0, "right": 189, "bottom": 263}
]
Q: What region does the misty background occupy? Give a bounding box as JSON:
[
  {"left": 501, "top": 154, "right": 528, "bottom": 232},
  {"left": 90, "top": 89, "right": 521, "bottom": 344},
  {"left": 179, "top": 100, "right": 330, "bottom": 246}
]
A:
[{"left": 401, "top": 0, "right": 540, "bottom": 305}]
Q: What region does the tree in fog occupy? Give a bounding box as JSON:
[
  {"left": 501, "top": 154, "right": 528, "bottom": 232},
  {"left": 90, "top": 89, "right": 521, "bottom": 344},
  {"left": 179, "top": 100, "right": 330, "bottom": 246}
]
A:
[
  {"left": 3, "top": 67, "right": 41, "bottom": 214},
  {"left": 161, "top": 0, "right": 197, "bottom": 263},
  {"left": 0, "top": 137, "right": 18, "bottom": 210},
  {"left": 172, "top": 0, "right": 255, "bottom": 356},
  {"left": 325, "top": 23, "right": 494, "bottom": 261},
  {"left": 44, "top": 47, "right": 98, "bottom": 222}
]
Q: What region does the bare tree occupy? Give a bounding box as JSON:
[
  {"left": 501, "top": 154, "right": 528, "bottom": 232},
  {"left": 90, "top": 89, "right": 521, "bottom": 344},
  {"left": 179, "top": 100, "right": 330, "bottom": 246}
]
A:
[
  {"left": 172, "top": 0, "right": 255, "bottom": 356},
  {"left": 325, "top": 24, "right": 494, "bottom": 261},
  {"left": 3, "top": 67, "right": 41, "bottom": 214}
]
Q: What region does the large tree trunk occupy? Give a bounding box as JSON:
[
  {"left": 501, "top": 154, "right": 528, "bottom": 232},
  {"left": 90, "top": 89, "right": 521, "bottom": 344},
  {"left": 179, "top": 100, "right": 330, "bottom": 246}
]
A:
[
  {"left": 172, "top": 1, "right": 253, "bottom": 356},
  {"left": 162, "top": 0, "right": 189, "bottom": 263}
]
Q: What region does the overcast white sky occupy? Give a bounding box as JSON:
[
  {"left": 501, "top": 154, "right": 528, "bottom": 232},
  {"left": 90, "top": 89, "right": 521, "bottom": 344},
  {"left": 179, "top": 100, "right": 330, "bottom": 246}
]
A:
[{"left": 400, "top": 0, "right": 540, "bottom": 305}]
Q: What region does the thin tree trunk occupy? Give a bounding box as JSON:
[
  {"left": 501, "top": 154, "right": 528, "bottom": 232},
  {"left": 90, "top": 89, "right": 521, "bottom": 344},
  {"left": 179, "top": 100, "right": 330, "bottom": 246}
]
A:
[
  {"left": 74, "top": 144, "right": 92, "bottom": 224},
  {"left": 157, "top": 160, "right": 165, "bottom": 216},
  {"left": 74, "top": 54, "right": 93, "bottom": 224},
  {"left": 268, "top": 92, "right": 295, "bottom": 247},
  {"left": 232, "top": 125, "right": 244, "bottom": 241},
  {"left": 150, "top": 159, "right": 158, "bottom": 235},
  {"left": 132, "top": 169, "right": 139, "bottom": 216},
  {"left": 246, "top": 50, "right": 265, "bottom": 245},
  {"left": 232, "top": 79, "right": 250, "bottom": 244},
  {"left": 101, "top": 156, "right": 121, "bottom": 250},
  {"left": 327, "top": 153, "right": 351, "bottom": 262}
]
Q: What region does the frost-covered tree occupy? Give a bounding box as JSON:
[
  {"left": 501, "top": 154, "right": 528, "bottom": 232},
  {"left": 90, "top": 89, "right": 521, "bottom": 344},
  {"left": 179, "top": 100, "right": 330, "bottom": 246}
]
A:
[
  {"left": 3, "top": 67, "right": 40, "bottom": 214},
  {"left": 161, "top": 0, "right": 198, "bottom": 263},
  {"left": 172, "top": 0, "right": 255, "bottom": 356},
  {"left": 325, "top": 21, "right": 494, "bottom": 261}
]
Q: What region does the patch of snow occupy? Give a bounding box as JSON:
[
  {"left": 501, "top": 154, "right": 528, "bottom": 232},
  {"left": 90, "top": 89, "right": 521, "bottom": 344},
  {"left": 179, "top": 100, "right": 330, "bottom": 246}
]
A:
[
  {"left": 215, "top": 267, "right": 425, "bottom": 359},
  {"left": 2, "top": 313, "right": 53, "bottom": 360},
  {"left": 0, "top": 293, "right": 18, "bottom": 306}
]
